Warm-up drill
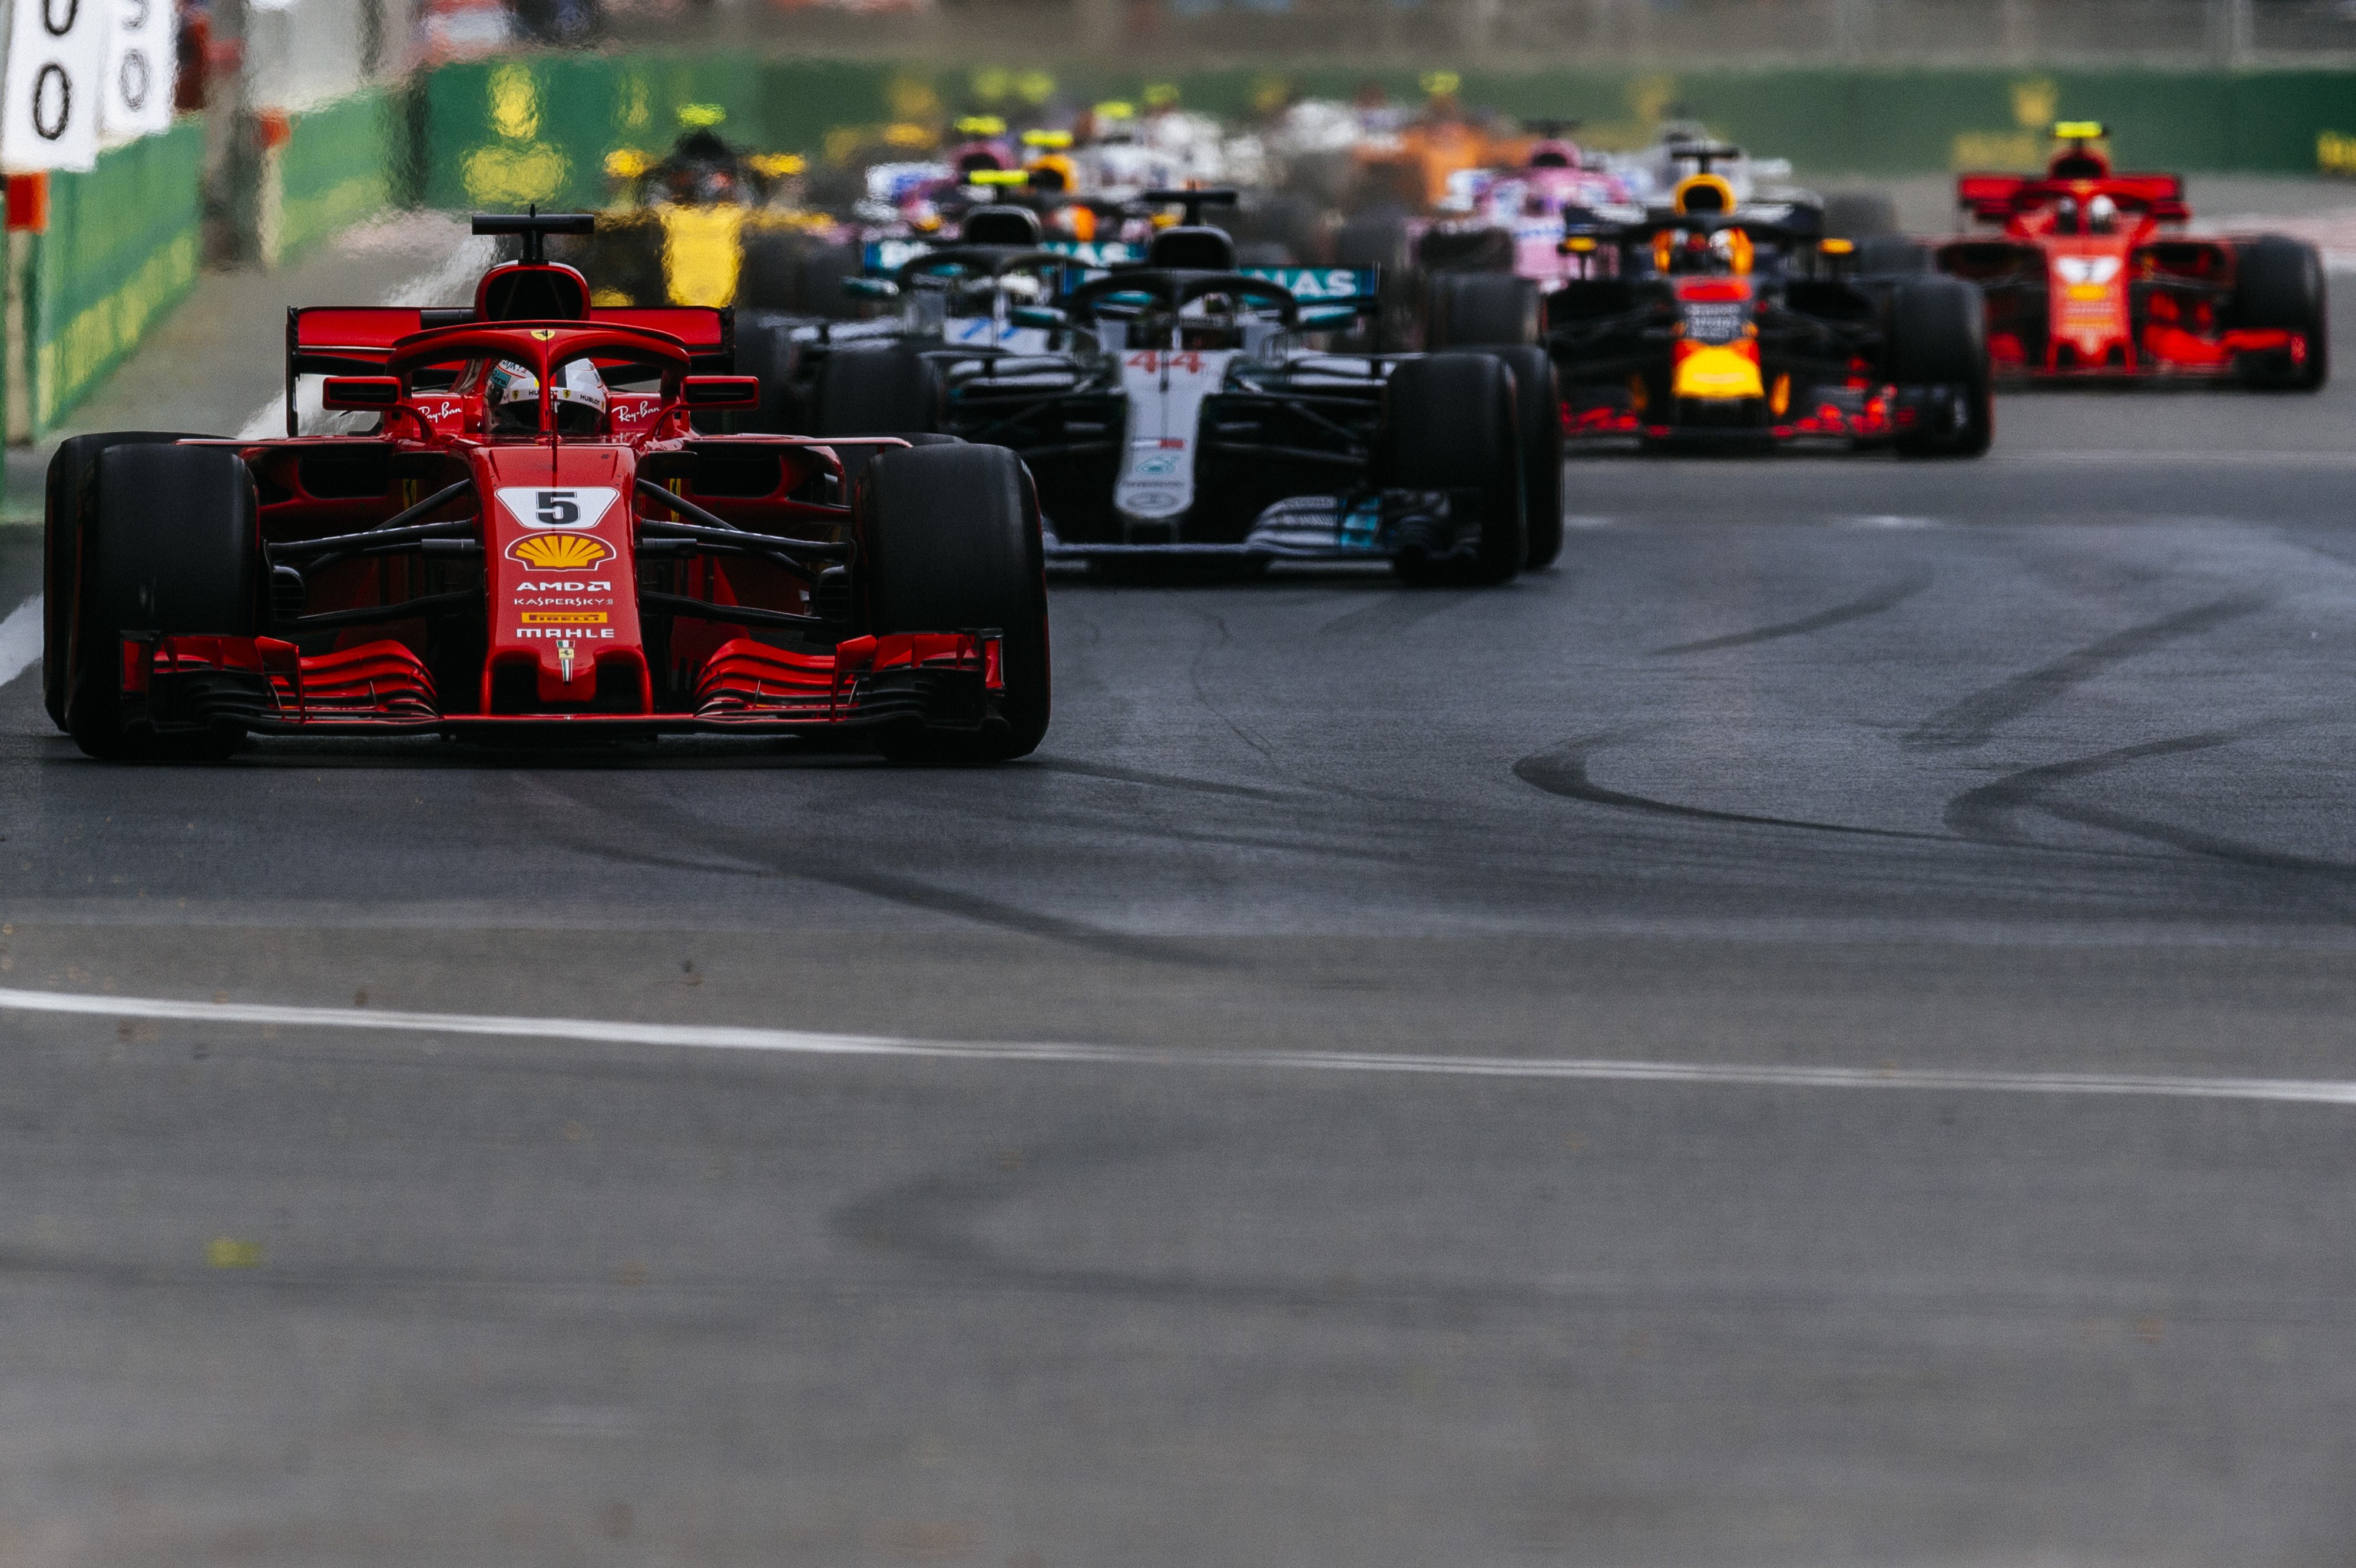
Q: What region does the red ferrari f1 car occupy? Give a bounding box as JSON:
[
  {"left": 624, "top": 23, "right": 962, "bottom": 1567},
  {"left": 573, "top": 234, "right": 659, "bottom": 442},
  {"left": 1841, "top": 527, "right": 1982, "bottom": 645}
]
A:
[
  {"left": 43, "top": 213, "right": 1049, "bottom": 764},
  {"left": 1928, "top": 123, "right": 2327, "bottom": 389}
]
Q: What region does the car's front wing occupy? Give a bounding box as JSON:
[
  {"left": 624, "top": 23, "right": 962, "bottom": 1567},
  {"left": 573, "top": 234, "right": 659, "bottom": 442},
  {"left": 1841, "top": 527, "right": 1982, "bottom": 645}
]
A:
[{"left": 112, "top": 630, "right": 1002, "bottom": 738}]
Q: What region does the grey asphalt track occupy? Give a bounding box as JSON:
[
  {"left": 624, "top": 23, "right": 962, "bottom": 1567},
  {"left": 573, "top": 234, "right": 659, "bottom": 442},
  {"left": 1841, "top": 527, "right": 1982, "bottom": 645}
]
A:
[{"left": 4, "top": 252, "right": 2356, "bottom": 1567}]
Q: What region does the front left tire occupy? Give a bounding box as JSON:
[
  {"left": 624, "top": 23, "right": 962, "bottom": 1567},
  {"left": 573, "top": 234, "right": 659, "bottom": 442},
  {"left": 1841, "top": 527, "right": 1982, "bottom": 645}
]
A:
[
  {"left": 856, "top": 443, "right": 1050, "bottom": 763},
  {"left": 1379, "top": 352, "right": 1526, "bottom": 585},
  {"left": 67, "top": 444, "right": 259, "bottom": 760},
  {"left": 1888, "top": 275, "right": 1994, "bottom": 458}
]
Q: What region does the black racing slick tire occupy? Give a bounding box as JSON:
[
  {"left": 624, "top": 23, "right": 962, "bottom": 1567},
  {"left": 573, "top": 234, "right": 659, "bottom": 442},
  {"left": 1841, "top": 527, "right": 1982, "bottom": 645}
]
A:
[
  {"left": 734, "top": 231, "right": 803, "bottom": 312},
  {"left": 44, "top": 431, "right": 217, "bottom": 732},
  {"left": 67, "top": 444, "right": 259, "bottom": 761},
  {"left": 817, "top": 344, "right": 942, "bottom": 437},
  {"left": 836, "top": 429, "right": 961, "bottom": 491},
  {"left": 2232, "top": 235, "right": 2328, "bottom": 392},
  {"left": 1425, "top": 272, "right": 1542, "bottom": 349},
  {"left": 1483, "top": 345, "right": 1566, "bottom": 569},
  {"left": 1824, "top": 192, "right": 1901, "bottom": 240},
  {"left": 1379, "top": 353, "right": 1525, "bottom": 585},
  {"left": 799, "top": 243, "right": 863, "bottom": 320},
  {"left": 1855, "top": 234, "right": 1932, "bottom": 276},
  {"left": 1889, "top": 276, "right": 1994, "bottom": 458},
  {"left": 1336, "top": 213, "right": 1416, "bottom": 351},
  {"left": 732, "top": 314, "right": 808, "bottom": 434},
  {"left": 856, "top": 443, "right": 1049, "bottom": 764}
]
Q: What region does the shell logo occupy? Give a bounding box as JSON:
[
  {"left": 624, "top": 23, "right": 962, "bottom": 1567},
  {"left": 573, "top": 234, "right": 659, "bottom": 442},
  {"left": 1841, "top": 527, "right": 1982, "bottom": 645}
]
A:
[{"left": 507, "top": 532, "right": 614, "bottom": 570}]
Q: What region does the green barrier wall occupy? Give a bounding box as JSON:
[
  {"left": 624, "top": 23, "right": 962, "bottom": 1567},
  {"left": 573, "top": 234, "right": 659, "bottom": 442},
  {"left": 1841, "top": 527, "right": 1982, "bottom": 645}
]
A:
[
  {"left": 28, "top": 118, "right": 206, "bottom": 438},
  {"left": 424, "top": 55, "right": 900, "bottom": 211},
  {"left": 421, "top": 55, "right": 2356, "bottom": 194},
  {"left": 274, "top": 87, "right": 398, "bottom": 266}
]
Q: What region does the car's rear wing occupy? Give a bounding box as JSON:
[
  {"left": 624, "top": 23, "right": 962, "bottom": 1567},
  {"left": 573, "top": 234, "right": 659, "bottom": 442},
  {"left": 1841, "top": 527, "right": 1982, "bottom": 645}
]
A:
[
  {"left": 1957, "top": 172, "right": 2188, "bottom": 223},
  {"left": 283, "top": 304, "right": 734, "bottom": 435},
  {"left": 1236, "top": 266, "right": 1380, "bottom": 307}
]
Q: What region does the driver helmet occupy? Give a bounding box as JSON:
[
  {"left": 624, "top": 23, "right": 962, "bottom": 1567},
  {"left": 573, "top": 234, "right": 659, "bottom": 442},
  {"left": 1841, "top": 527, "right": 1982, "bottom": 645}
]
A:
[
  {"left": 486, "top": 358, "right": 610, "bottom": 436},
  {"left": 2052, "top": 195, "right": 2082, "bottom": 235},
  {"left": 2087, "top": 193, "right": 2118, "bottom": 233}
]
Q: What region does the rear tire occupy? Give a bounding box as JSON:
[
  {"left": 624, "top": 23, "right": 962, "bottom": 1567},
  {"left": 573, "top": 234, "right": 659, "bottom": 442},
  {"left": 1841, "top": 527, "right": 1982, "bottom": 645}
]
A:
[
  {"left": 1379, "top": 353, "right": 1524, "bottom": 585},
  {"left": 736, "top": 231, "right": 804, "bottom": 312},
  {"left": 1855, "top": 234, "right": 1931, "bottom": 276},
  {"left": 2233, "top": 235, "right": 2328, "bottom": 392},
  {"left": 1483, "top": 345, "right": 1566, "bottom": 568},
  {"left": 1425, "top": 272, "right": 1541, "bottom": 349},
  {"left": 1824, "top": 192, "right": 1900, "bottom": 239},
  {"left": 67, "top": 445, "right": 259, "bottom": 760},
  {"left": 733, "top": 315, "right": 808, "bottom": 434},
  {"left": 820, "top": 345, "right": 949, "bottom": 488},
  {"left": 1889, "top": 276, "right": 1993, "bottom": 458},
  {"left": 856, "top": 444, "right": 1049, "bottom": 763},
  {"left": 1336, "top": 214, "right": 1415, "bottom": 350},
  {"left": 44, "top": 431, "right": 216, "bottom": 732},
  {"left": 798, "top": 243, "right": 863, "bottom": 320},
  {"left": 818, "top": 345, "right": 941, "bottom": 436}
]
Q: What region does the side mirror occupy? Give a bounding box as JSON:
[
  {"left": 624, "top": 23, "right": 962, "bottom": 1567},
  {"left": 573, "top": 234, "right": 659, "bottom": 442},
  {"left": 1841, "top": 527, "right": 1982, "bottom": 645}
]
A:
[
  {"left": 681, "top": 375, "right": 762, "bottom": 410},
  {"left": 843, "top": 276, "right": 899, "bottom": 300},
  {"left": 323, "top": 375, "right": 403, "bottom": 410},
  {"left": 1009, "top": 305, "right": 1067, "bottom": 330},
  {"left": 1296, "top": 304, "right": 1359, "bottom": 328}
]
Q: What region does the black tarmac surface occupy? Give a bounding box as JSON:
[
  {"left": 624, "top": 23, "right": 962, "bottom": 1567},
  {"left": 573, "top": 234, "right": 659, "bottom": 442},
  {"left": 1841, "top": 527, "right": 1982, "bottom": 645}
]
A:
[{"left": 2, "top": 249, "right": 2355, "bottom": 1566}]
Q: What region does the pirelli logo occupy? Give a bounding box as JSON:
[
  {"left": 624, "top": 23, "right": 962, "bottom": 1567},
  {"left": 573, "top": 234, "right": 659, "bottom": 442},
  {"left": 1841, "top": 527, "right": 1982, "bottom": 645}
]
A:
[{"left": 519, "top": 611, "right": 610, "bottom": 626}]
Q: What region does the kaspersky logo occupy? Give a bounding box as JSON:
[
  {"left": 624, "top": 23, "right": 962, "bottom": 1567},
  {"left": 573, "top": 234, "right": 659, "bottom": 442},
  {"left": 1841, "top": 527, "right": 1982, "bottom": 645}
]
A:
[{"left": 506, "top": 532, "right": 614, "bottom": 570}]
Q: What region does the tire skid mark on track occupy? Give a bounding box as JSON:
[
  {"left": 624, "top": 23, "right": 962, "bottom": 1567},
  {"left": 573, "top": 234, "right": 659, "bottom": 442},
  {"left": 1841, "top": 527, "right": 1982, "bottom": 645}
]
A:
[
  {"left": 1905, "top": 593, "right": 2269, "bottom": 750},
  {"left": 1175, "top": 598, "right": 1391, "bottom": 803},
  {"left": 1028, "top": 754, "right": 1308, "bottom": 803},
  {"left": 1007, "top": 800, "right": 1460, "bottom": 875},
  {"left": 830, "top": 1126, "right": 2356, "bottom": 1322},
  {"left": 1945, "top": 731, "right": 2251, "bottom": 843},
  {"left": 1947, "top": 729, "right": 2356, "bottom": 885},
  {"left": 517, "top": 773, "right": 1235, "bottom": 970},
  {"left": 1513, "top": 733, "right": 1951, "bottom": 843},
  {"left": 1180, "top": 600, "right": 1287, "bottom": 773},
  {"left": 1650, "top": 568, "right": 1934, "bottom": 656}
]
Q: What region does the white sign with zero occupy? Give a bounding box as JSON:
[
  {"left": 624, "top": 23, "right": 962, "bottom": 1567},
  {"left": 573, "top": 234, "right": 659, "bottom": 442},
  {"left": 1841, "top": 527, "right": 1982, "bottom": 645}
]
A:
[
  {"left": 2, "top": 0, "right": 111, "bottom": 173},
  {"left": 100, "top": 0, "right": 175, "bottom": 140}
]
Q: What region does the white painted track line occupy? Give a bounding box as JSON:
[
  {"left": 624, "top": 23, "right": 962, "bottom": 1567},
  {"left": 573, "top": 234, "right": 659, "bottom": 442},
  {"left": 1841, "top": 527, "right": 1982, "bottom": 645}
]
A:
[
  {"left": 0, "top": 594, "right": 41, "bottom": 690},
  {"left": 4, "top": 985, "right": 2354, "bottom": 1107}
]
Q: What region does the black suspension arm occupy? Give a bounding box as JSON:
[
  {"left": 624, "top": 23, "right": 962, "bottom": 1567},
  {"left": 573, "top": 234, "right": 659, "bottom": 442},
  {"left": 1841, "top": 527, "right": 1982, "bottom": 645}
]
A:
[
  {"left": 269, "top": 480, "right": 476, "bottom": 557},
  {"left": 638, "top": 591, "right": 824, "bottom": 631},
  {"left": 291, "top": 590, "right": 481, "bottom": 631}
]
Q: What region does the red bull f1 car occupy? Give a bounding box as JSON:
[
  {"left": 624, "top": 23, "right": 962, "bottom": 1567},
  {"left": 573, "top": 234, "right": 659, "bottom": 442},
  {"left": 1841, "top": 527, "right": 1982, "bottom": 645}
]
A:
[
  {"left": 42, "top": 213, "right": 1049, "bottom": 763},
  {"left": 1933, "top": 123, "right": 2327, "bottom": 389},
  {"left": 1547, "top": 159, "right": 1992, "bottom": 455}
]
